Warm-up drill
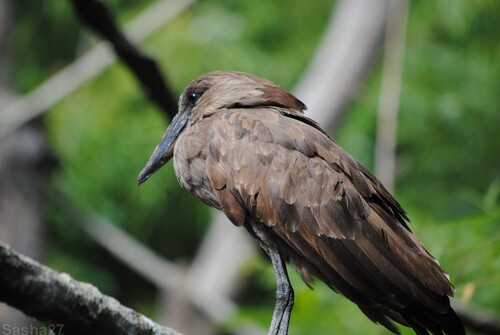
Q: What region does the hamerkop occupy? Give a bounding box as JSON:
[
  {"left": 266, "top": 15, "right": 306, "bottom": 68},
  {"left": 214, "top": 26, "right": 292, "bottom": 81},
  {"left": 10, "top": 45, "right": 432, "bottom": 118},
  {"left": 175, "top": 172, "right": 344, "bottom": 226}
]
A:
[{"left": 138, "top": 71, "right": 465, "bottom": 335}]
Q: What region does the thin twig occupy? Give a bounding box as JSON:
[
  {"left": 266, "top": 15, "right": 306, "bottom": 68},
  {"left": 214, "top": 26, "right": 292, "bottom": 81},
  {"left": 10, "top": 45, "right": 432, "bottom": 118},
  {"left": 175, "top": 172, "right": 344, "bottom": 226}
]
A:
[{"left": 69, "top": 0, "right": 179, "bottom": 119}]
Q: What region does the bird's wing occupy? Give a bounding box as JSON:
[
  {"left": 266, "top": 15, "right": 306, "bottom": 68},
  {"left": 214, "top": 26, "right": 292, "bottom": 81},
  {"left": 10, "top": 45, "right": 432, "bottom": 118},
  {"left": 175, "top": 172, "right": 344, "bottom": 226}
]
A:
[{"left": 205, "top": 108, "right": 460, "bottom": 333}]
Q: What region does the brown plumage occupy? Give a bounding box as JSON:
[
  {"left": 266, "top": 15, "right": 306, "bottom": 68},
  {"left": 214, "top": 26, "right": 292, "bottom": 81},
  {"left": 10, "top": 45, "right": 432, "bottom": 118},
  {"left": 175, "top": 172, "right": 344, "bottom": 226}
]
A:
[{"left": 138, "top": 71, "right": 465, "bottom": 335}]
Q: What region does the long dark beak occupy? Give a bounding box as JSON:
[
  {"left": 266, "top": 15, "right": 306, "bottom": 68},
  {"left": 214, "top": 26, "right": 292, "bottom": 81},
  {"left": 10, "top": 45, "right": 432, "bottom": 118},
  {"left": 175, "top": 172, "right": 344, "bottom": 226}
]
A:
[{"left": 137, "top": 112, "right": 188, "bottom": 185}]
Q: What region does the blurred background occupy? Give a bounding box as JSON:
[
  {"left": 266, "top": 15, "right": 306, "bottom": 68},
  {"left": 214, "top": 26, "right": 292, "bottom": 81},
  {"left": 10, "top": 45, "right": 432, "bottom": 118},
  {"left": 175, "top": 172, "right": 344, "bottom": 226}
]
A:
[{"left": 0, "top": 0, "right": 499, "bottom": 334}]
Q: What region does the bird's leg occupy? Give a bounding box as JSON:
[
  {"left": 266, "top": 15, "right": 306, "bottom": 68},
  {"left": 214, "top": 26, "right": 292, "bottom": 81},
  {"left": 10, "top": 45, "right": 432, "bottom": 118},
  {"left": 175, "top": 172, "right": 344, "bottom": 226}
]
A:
[
  {"left": 250, "top": 225, "right": 294, "bottom": 334},
  {"left": 267, "top": 244, "right": 294, "bottom": 335}
]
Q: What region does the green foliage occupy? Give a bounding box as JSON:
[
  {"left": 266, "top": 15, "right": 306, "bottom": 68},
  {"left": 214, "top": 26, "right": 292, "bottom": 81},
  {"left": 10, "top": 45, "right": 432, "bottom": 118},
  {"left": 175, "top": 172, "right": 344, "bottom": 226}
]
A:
[
  {"left": 11, "top": 0, "right": 157, "bottom": 92},
  {"left": 396, "top": 1, "right": 500, "bottom": 219},
  {"left": 143, "top": 0, "right": 334, "bottom": 90},
  {"left": 12, "top": 1, "right": 80, "bottom": 92}
]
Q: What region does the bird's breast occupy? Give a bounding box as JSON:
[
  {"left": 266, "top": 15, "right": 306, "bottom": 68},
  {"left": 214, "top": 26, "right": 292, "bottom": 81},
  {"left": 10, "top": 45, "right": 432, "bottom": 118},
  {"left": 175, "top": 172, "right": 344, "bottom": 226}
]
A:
[{"left": 173, "top": 122, "right": 221, "bottom": 209}]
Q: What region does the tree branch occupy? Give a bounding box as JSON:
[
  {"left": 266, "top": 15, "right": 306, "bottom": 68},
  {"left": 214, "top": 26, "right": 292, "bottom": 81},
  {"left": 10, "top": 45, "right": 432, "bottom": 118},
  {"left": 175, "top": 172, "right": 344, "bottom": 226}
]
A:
[
  {"left": 0, "top": 242, "right": 182, "bottom": 335},
  {"left": 294, "top": 0, "right": 390, "bottom": 132},
  {"left": 68, "top": 0, "right": 179, "bottom": 119},
  {"left": 374, "top": 0, "right": 409, "bottom": 192}
]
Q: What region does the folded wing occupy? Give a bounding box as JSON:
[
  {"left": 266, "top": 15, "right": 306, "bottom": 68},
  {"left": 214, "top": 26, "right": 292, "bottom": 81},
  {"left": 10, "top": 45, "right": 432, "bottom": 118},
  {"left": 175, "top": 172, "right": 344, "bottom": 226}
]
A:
[{"left": 205, "top": 108, "right": 464, "bottom": 335}]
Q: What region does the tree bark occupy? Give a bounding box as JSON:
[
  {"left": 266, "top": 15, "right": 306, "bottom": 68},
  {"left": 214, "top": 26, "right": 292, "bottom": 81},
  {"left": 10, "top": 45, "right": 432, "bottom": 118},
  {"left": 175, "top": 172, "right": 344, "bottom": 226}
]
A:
[{"left": 0, "top": 242, "right": 182, "bottom": 335}]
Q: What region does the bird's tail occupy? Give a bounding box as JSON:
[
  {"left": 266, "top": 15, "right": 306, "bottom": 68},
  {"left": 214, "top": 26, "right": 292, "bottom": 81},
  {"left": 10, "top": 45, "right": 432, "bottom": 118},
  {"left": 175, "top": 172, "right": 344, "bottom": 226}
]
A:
[{"left": 359, "top": 304, "right": 466, "bottom": 335}]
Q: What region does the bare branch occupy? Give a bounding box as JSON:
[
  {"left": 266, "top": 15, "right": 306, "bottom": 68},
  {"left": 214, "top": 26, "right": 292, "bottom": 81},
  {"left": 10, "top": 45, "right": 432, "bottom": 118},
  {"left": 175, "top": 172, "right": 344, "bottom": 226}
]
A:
[
  {"left": 294, "top": 0, "right": 390, "bottom": 132},
  {"left": 78, "top": 208, "right": 239, "bottom": 323},
  {"left": 185, "top": 211, "right": 253, "bottom": 322},
  {"left": 68, "top": 0, "right": 179, "bottom": 119},
  {"left": 374, "top": 0, "right": 409, "bottom": 192},
  {"left": 80, "top": 211, "right": 182, "bottom": 289},
  {"left": 0, "top": 242, "right": 182, "bottom": 335}
]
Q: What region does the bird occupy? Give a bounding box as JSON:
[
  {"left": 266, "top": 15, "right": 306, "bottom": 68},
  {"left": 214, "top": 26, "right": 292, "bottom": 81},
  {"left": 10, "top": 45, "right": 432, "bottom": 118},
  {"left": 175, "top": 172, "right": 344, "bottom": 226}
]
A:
[{"left": 137, "top": 70, "right": 465, "bottom": 335}]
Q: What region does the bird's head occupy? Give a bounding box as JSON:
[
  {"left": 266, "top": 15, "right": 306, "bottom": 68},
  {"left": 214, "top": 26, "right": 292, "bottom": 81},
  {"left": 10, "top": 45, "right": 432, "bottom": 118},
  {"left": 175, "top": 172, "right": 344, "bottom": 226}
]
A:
[{"left": 137, "top": 71, "right": 306, "bottom": 185}]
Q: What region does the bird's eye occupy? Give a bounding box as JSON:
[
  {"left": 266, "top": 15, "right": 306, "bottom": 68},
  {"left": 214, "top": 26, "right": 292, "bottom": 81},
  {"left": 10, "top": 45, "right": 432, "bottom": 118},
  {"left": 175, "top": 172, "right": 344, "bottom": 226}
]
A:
[{"left": 187, "top": 91, "right": 202, "bottom": 104}]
